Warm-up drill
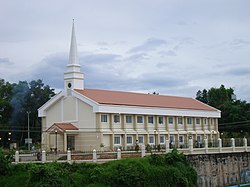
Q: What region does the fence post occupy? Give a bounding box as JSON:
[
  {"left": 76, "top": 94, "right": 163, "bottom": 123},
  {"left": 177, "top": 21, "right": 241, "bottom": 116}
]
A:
[
  {"left": 189, "top": 138, "right": 193, "bottom": 153},
  {"left": 244, "top": 138, "right": 247, "bottom": 152},
  {"left": 205, "top": 138, "right": 208, "bottom": 154},
  {"left": 165, "top": 139, "right": 169, "bottom": 153},
  {"left": 42, "top": 150, "right": 46, "bottom": 163},
  {"left": 141, "top": 144, "right": 145, "bottom": 157},
  {"left": 67, "top": 150, "right": 71, "bottom": 163},
  {"left": 15, "top": 151, "right": 19, "bottom": 163},
  {"left": 93, "top": 149, "right": 97, "bottom": 162},
  {"left": 231, "top": 138, "right": 235, "bottom": 152},
  {"left": 117, "top": 148, "right": 121, "bottom": 160},
  {"left": 218, "top": 138, "right": 222, "bottom": 153}
]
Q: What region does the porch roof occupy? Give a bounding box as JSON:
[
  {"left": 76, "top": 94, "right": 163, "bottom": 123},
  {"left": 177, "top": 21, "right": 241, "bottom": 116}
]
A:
[{"left": 46, "top": 123, "right": 79, "bottom": 133}]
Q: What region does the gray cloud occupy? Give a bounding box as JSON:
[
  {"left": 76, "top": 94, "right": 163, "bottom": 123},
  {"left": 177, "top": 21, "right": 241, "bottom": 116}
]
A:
[
  {"left": 0, "top": 58, "right": 12, "bottom": 65},
  {"left": 226, "top": 67, "right": 250, "bottom": 76},
  {"left": 128, "top": 38, "right": 168, "bottom": 53},
  {"left": 28, "top": 53, "right": 67, "bottom": 89},
  {"left": 229, "top": 39, "right": 250, "bottom": 48}
]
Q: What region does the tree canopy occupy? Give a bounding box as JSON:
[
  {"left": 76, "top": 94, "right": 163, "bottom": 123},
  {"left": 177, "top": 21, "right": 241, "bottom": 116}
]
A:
[
  {"left": 196, "top": 85, "right": 250, "bottom": 135},
  {"left": 0, "top": 78, "right": 55, "bottom": 148}
]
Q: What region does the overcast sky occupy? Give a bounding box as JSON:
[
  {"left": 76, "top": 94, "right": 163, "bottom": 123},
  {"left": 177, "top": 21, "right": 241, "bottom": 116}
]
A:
[{"left": 0, "top": 0, "right": 250, "bottom": 101}]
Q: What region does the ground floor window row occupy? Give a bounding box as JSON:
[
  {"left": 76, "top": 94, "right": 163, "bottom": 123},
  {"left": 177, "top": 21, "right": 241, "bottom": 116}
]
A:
[{"left": 113, "top": 134, "right": 214, "bottom": 147}]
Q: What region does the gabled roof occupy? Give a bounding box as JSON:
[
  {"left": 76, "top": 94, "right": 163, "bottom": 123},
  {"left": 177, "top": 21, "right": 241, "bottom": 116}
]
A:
[
  {"left": 75, "top": 88, "right": 217, "bottom": 111},
  {"left": 46, "top": 123, "right": 78, "bottom": 132}
]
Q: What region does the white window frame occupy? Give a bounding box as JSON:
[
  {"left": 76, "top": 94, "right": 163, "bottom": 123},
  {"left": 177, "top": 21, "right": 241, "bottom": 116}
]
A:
[
  {"left": 137, "top": 116, "right": 143, "bottom": 124},
  {"left": 160, "top": 135, "right": 165, "bottom": 144},
  {"left": 148, "top": 116, "right": 154, "bottom": 124},
  {"left": 204, "top": 118, "right": 207, "bottom": 125},
  {"left": 138, "top": 135, "right": 144, "bottom": 144},
  {"left": 126, "top": 135, "right": 133, "bottom": 145},
  {"left": 177, "top": 117, "right": 183, "bottom": 125},
  {"left": 114, "top": 135, "right": 121, "bottom": 145},
  {"left": 114, "top": 114, "right": 120, "bottom": 123},
  {"left": 196, "top": 118, "right": 200, "bottom": 125},
  {"left": 101, "top": 114, "right": 108, "bottom": 123},
  {"left": 168, "top": 116, "right": 174, "bottom": 125},
  {"left": 179, "top": 135, "right": 184, "bottom": 144},
  {"left": 126, "top": 115, "right": 132, "bottom": 124},
  {"left": 187, "top": 117, "right": 192, "bottom": 125},
  {"left": 158, "top": 116, "right": 164, "bottom": 124},
  {"left": 149, "top": 135, "right": 155, "bottom": 144}
]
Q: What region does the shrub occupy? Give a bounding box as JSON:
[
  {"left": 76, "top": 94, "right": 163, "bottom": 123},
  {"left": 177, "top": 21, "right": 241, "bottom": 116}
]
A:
[{"left": 0, "top": 148, "right": 13, "bottom": 175}]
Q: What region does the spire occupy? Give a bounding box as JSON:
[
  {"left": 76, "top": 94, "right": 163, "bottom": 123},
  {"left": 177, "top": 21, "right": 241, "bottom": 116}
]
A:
[
  {"left": 64, "top": 20, "right": 84, "bottom": 91},
  {"left": 69, "top": 19, "right": 79, "bottom": 65}
]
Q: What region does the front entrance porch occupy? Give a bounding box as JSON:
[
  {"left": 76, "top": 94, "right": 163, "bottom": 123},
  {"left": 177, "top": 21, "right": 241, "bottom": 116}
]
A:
[{"left": 46, "top": 123, "right": 79, "bottom": 152}]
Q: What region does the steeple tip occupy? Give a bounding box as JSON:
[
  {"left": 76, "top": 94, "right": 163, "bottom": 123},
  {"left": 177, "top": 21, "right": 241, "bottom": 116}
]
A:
[{"left": 69, "top": 19, "right": 79, "bottom": 65}]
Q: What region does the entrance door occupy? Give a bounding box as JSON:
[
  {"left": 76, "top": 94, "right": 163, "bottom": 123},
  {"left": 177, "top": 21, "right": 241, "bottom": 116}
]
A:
[{"left": 67, "top": 135, "right": 75, "bottom": 150}]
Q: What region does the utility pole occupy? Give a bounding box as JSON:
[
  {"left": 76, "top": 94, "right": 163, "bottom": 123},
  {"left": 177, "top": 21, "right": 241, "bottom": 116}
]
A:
[{"left": 27, "top": 111, "right": 31, "bottom": 151}]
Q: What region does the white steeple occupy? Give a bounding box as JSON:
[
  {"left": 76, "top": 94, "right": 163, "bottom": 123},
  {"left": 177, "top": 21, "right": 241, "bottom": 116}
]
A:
[{"left": 64, "top": 20, "right": 84, "bottom": 92}]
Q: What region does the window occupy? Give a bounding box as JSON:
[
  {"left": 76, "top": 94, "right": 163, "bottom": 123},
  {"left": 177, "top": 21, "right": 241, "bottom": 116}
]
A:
[
  {"left": 126, "top": 115, "right": 132, "bottom": 123},
  {"left": 179, "top": 136, "right": 184, "bottom": 144},
  {"left": 158, "top": 116, "right": 164, "bottom": 124},
  {"left": 187, "top": 117, "right": 192, "bottom": 125},
  {"left": 196, "top": 118, "right": 200, "bottom": 125},
  {"left": 160, "top": 135, "right": 165, "bottom": 144},
  {"left": 138, "top": 136, "right": 144, "bottom": 144},
  {"left": 127, "top": 135, "right": 133, "bottom": 144},
  {"left": 204, "top": 118, "right": 207, "bottom": 125},
  {"left": 170, "top": 135, "right": 174, "bottom": 142},
  {"left": 137, "top": 116, "right": 143, "bottom": 124},
  {"left": 168, "top": 116, "right": 174, "bottom": 124},
  {"left": 114, "top": 114, "right": 120, "bottom": 123},
  {"left": 101, "top": 114, "right": 108, "bottom": 123},
  {"left": 149, "top": 135, "right": 154, "bottom": 144},
  {"left": 148, "top": 116, "right": 154, "bottom": 124},
  {"left": 177, "top": 117, "right": 183, "bottom": 124},
  {"left": 114, "top": 136, "right": 121, "bottom": 145}
]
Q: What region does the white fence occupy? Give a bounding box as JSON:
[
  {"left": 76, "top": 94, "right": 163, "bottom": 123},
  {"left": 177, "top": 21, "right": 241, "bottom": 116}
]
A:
[{"left": 13, "top": 138, "right": 249, "bottom": 164}]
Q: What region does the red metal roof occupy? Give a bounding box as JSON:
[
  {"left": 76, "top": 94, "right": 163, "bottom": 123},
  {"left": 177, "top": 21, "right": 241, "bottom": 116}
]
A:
[
  {"left": 54, "top": 123, "right": 78, "bottom": 131},
  {"left": 75, "top": 88, "right": 217, "bottom": 111}
]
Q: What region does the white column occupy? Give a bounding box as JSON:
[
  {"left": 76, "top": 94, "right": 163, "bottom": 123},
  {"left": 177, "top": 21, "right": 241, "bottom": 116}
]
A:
[
  {"left": 117, "top": 148, "right": 121, "bottom": 160},
  {"left": 67, "top": 150, "right": 71, "bottom": 163},
  {"left": 218, "top": 138, "right": 222, "bottom": 153},
  {"left": 231, "top": 138, "right": 235, "bottom": 152},
  {"left": 165, "top": 139, "right": 170, "bottom": 153},
  {"left": 141, "top": 144, "right": 145, "bottom": 157},
  {"left": 189, "top": 139, "right": 193, "bottom": 153},
  {"left": 42, "top": 150, "right": 46, "bottom": 163},
  {"left": 244, "top": 138, "right": 248, "bottom": 152},
  {"left": 93, "top": 149, "right": 97, "bottom": 162},
  {"left": 64, "top": 133, "right": 67, "bottom": 152},
  {"left": 15, "top": 151, "right": 19, "bottom": 163},
  {"left": 204, "top": 138, "right": 208, "bottom": 154}
]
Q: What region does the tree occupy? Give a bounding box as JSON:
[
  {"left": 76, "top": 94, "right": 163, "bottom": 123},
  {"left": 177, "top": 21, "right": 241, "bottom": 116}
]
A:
[
  {"left": 195, "top": 85, "right": 250, "bottom": 135},
  {"left": 0, "top": 79, "right": 55, "bottom": 148}
]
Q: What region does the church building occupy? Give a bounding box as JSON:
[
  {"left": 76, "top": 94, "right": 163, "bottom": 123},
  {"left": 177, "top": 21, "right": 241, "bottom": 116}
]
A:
[{"left": 38, "top": 23, "right": 221, "bottom": 152}]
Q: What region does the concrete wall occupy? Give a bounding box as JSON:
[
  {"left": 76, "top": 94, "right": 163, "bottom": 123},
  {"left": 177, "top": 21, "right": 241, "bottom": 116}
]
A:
[{"left": 187, "top": 152, "right": 250, "bottom": 187}]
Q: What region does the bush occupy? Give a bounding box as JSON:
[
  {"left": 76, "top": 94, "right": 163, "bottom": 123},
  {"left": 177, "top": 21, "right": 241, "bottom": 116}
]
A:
[
  {"left": 0, "top": 148, "right": 13, "bottom": 175},
  {"left": 1, "top": 150, "right": 197, "bottom": 187}
]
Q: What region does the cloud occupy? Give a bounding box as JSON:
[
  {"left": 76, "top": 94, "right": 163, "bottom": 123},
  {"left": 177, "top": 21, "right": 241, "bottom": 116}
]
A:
[
  {"left": 158, "top": 50, "right": 177, "bottom": 57},
  {"left": 226, "top": 67, "right": 250, "bottom": 76},
  {"left": 229, "top": 39, "right": 250, "bottom": 48},
  {"left": 0, "top": 58, "right": 12, "bottom": 65},
  {"left": 128, "top": 38, "right": 168, "bottom": 53},
  {"left": 28, "top": 53, "right": 67, "bottom": 89}
]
